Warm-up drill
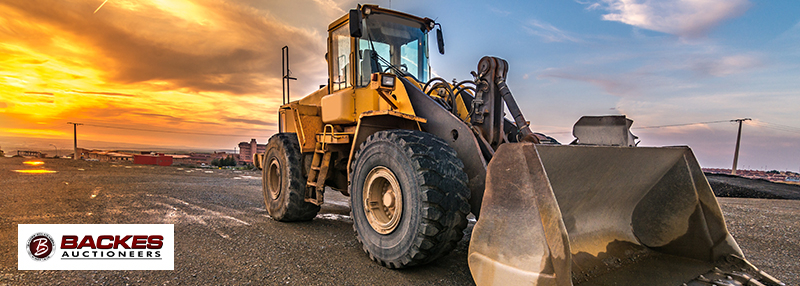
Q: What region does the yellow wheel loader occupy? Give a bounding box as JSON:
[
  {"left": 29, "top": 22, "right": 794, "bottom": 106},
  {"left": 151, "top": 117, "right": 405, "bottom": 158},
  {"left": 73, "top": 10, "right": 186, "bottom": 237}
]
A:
[{"left": 257, "top": 4, "right": 784, "bottom": 285}]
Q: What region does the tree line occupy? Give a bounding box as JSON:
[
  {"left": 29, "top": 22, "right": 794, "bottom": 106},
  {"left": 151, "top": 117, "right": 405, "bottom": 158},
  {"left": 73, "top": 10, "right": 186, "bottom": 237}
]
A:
[{"left": 211, "top": 155, "right": 236, "bottom": 167}]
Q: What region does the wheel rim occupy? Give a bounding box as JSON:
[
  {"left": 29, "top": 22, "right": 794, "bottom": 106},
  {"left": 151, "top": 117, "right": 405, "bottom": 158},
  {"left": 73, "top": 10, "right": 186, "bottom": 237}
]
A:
[
  {"left": 363, "top": 166, "right": 403, "bottom": 234},
  {"left": 266, "top": 158, "right": 281, "bottom": 200}
]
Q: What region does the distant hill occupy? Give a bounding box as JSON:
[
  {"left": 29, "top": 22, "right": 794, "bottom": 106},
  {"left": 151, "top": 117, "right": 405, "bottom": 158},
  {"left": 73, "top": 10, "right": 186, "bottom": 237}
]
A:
[{"left": 0, "top": 136, "right": 234, "bottom": 155}]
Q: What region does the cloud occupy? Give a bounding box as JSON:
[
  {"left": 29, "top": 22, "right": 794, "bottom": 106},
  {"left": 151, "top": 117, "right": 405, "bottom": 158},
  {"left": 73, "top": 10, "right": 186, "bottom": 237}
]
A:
[
  {"left": 19, "top": 92, "right": 55, "bottom": 104},
  {"left": 71, "top": 91, "right": 137, "bottom": 97},
  {"left": 689, "top": 54, "right": 763, "bottom": 77},
  {"left": 0, "top": 0, "right": 338, "bottom": 149},
  {"left": 523, "top": 19, "right": 582, "bottom": 43},
  {"left": 24, "top": 92, "right": 55, "bottom": 96},
  {"left": 133, "top": 112, "right": 182, "bottom": 120},
  {"left": 536, "top": 34, "right": 765, "bottom": 98},
  {"left": 0, "top": 0, "right": 325, "bottom": 95},
  {"left": 223, "top": 116, "right": 274, "bottom": 127},
  {"left": 586, "top": 0, "right": 750, "bottom": 38},
  {"left": 539, "top": 68, "right": 642, "bottom": 96},
  {"left": 1, "top": 128, "right": 68, "bottom": 138},
  {"left": 312, "top": 0, "right": 346, "bottom": 16},
  {"left": 489, "top": 7, "right": 512, "bottom": 17}
]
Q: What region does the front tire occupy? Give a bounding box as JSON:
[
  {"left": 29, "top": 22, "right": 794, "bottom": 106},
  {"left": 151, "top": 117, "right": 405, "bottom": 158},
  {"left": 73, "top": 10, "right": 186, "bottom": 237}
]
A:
[
  {"left": 262, "top": 133, "right": 320, "bottom": 221},
  {"left": 350, "top": 130, "right": 470, "bottom": 268}
]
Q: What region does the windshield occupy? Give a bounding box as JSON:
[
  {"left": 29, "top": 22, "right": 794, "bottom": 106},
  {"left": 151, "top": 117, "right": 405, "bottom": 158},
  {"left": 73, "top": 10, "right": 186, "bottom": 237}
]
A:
[{"left": 356, "top": 13, "right": 429, "bottom": 86}]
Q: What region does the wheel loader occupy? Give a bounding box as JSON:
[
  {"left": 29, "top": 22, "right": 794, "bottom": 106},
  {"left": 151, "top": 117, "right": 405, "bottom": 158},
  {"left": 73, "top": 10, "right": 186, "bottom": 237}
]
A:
[{"left": 255, "top": 4, "right": 784, "bottom": 286}]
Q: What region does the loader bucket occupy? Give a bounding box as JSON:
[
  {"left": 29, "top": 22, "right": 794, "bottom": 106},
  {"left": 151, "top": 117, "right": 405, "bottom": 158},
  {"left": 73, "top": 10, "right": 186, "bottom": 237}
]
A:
[{"left": 469, "top": 143, "right": 782, "bottom": 286}]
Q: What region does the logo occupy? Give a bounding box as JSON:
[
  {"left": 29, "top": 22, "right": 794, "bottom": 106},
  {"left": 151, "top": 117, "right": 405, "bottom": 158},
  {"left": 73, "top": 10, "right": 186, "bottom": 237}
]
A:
[
  {"left": 19, "top": 224, "right": 174, "bottom": 270},
  {"left": 26, "top": 232, "right": 55, "bottom": 261}
]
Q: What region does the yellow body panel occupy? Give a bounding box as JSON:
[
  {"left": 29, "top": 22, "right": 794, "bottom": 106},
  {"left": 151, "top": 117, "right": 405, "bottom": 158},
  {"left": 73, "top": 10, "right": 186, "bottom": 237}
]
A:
[
  {"left": 354, "top": 88, "right": 380, "bottom": 119},
  {"left": 455, "top": 94, "right": 470, "bottom": 122},
  {"left": 279, "top": 108, "right": 296, "bottom": 133},
  {"left": 299, "top": 86, "right": 329, "bottom": 107},
  {"left": 321, "top": 87, "right": 356, "bottom": 124},
  {"left": 320, "top": 78, "right": 418, "bottom": 125},
  {"left": 377, "top": 77, "right": 415, "bottom": 116},
  {"left": 279, "top": 103, "right": 323, "bottom": 153}
]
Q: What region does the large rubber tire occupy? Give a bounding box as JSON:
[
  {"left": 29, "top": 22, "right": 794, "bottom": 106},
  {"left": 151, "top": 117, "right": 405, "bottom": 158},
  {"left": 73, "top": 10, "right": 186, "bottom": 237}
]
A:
[
  {"left": 350, "top": 129, "right": 470, "bottom": 268},
  {"left": 262, "top": 133, "right": 320, "bottom": 221}
]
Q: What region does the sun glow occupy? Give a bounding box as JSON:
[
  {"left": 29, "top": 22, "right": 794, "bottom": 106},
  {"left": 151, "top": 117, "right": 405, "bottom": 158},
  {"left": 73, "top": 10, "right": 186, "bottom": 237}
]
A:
[
  {"left": 23, "top": 160, "right": 45, "bottom": 166},
  {"left": 13, "top": 170, "right": 58, "bottom": 174}
]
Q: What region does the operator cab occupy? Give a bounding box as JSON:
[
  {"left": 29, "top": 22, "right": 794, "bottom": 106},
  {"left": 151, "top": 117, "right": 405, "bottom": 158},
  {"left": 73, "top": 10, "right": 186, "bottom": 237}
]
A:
[{"left": 328, "top": 4, "right": 440, "bottom": 92}]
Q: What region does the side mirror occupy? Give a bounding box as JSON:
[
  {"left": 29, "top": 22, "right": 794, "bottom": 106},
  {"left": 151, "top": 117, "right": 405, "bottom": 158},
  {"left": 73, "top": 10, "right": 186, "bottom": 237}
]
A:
[
  {"left": 436, "top": 28, "right": 445, "bottom": 54},
  {"left": 350, "top": 9, "right": 362, "bottom": 38}
]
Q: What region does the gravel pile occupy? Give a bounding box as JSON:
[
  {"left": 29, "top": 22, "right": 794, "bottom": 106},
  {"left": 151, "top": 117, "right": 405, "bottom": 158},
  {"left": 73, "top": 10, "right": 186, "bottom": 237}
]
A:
[{"left": 706, "top": 173, "right": 800, "bottom": 200}]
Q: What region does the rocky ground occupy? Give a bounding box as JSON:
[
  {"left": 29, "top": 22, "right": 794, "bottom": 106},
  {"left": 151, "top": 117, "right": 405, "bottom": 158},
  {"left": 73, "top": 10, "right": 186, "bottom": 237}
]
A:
[{"left": 1, "top": 157, "right": 797, "bottom": 285}]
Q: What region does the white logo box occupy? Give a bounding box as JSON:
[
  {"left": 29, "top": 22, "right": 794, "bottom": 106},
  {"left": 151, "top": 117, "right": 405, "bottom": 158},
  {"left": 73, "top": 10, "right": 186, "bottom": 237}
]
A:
[{"left": 18, "top": 224, "right": 174, "bottom": 270}]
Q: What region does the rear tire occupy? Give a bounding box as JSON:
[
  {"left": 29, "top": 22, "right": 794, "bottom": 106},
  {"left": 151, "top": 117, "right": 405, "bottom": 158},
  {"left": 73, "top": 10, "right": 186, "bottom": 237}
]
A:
[
  {"left": 350, "top": 129, "right": 470, "bottom": 268},
  {"left": 262, "top": 133, "right": 320, "bottom": 221}
]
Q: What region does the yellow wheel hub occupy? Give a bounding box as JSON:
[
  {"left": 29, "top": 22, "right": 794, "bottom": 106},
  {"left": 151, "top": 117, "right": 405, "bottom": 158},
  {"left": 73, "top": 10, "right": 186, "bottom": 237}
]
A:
[
  {"left": 266, "top": 159, "right": 281, "bottom": 200},
  {"left": 363, "top": 166, "right": 402, "bottom": 234}
]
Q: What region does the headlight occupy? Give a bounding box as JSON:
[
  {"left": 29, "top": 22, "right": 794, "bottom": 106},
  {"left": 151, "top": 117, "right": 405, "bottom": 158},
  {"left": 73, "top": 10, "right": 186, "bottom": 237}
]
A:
[{"left": 381, "top": 74, "right": 395, "bottom": 87}]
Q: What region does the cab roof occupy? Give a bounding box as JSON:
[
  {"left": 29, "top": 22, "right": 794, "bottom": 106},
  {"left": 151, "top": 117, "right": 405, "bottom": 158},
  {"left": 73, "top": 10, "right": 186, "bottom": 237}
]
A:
[{"left": 328, "top": 4, "right": 435, "bottom": 32}]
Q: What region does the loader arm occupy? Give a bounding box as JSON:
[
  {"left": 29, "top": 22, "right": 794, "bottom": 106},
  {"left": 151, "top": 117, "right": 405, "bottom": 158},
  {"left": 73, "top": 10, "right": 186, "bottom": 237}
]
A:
[
  {"left": 471, "top": 56, "right": 539, "bottom": 146},
  {"left": 410, "top": 56, "right": 550, "bottom": 215},
  {"left": 402, "top": 77, "right": 488, "bottom": 216}
]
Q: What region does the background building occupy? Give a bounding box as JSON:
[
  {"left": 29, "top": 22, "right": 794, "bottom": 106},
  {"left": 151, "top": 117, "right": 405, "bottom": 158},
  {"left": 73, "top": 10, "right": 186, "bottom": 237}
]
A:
[
  {"left": 133, "top": 152, "right": 173, "bottom": 166},
  {"left": 238, "top": 139, "right": 266, "bottom": 164}
]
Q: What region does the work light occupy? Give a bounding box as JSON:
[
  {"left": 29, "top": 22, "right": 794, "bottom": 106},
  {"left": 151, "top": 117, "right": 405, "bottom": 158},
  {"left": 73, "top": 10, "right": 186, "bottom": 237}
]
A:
[{"left": 381, "top": 74, "right": 395, "bottom": 87}]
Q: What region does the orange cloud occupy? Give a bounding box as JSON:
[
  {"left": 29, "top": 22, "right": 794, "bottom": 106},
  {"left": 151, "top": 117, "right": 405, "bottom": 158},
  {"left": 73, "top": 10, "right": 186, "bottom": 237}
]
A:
[{"left": 0, "top": 0, "right": 334, "bottom": 149}]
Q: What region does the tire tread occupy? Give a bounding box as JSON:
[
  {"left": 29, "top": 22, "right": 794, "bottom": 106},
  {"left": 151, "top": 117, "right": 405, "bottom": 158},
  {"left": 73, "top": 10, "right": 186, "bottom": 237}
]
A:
[
  {"left": 350, "top": 129, "right": 470, "bottom": 268},
  {"left": 265, "top": 133, "right": 320, "bottom": 221}
]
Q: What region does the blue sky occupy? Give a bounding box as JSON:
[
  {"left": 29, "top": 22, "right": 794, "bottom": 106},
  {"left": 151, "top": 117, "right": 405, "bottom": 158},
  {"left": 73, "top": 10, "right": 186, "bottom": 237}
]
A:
[
  {"left": 1, "top": 0, "right": 798, "bottom": 171},
  {"left": 386, "top": 0, "right": 800, "bottom": 171}
]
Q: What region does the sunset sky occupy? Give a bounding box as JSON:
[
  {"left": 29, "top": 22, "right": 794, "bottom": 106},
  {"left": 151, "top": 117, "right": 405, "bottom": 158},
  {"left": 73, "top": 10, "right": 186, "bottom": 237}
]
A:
[{"left": 1, "top": 0, "right": 799, "bottom": 171}]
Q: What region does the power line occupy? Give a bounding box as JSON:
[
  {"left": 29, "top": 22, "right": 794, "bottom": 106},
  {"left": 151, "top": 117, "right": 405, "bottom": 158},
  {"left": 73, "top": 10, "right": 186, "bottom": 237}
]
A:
[
  {"left": 762, "top": 121, "right": 800, "bottom": 130},
  {"left": 538, "top": 119, "right": 734, "bottom": 135},
  {"left": 633, "top": 120, "right": 732, "bottom": 129},
  {"left": 751, "top": 121, "right": 800, "bottom": 135},
  {"left": 79, "top": 123, "right": 270, "bottom": 138}
]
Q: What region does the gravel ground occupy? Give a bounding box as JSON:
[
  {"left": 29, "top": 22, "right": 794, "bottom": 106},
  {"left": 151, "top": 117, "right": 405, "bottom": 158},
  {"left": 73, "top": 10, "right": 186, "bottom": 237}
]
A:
[
  {"left": 0, "top": 157, "right": 472, "bottom": 286},
  {"left": 1, "top": 157, "right": 798, "bottom": 285},
  {"left": 718, "top": 198, "right": 800, "bottom": 285}
]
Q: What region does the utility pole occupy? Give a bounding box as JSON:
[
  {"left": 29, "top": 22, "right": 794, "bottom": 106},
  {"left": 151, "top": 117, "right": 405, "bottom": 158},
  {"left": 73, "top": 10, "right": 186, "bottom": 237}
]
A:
[
  {"left": 731, "top": 118, "right": 751, "bottom": 175},
  {"left": 67, "top": 122, "right": 83, "bottom": 160}
]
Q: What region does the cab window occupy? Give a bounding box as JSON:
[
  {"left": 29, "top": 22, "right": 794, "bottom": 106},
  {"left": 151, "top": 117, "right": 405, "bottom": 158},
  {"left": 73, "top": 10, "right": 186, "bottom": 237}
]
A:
[
  {"left": 330, "top": 25, "right": 351, "bottom": 91},
  {"left": 355, "top": 13, "right": 429, "bottom": 86}
]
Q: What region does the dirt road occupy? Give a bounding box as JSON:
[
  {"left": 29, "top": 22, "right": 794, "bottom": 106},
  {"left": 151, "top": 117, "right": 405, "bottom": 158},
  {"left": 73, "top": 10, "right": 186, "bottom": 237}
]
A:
[{"left": 1, "top": 157, "right": 797, "bottom": 285}]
